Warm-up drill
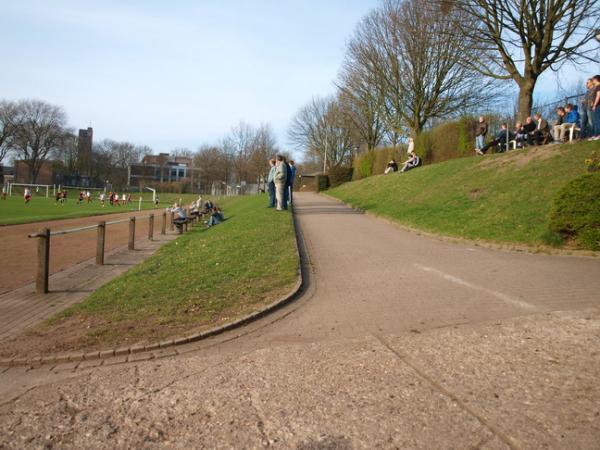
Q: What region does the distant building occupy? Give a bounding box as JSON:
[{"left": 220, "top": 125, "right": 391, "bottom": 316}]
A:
[
  {"left": 128, "top": 153, "right": 199, "bottom": 190},
  {"left": 77, "top": 127, "right": 93, "bottom": 176},
  {"left": 14, "top": 160, "right": 57, "bottom": 185}
]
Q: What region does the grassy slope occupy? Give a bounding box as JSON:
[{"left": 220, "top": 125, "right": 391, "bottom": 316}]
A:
[
  {"left": 2, "top": 195, "right": 297, "bottom": 355},
  {"left": 329, "top": 141, "right": 600, "bottom": 247},
  {"left": 0, "top": 192, "right": 204, "bottom": 225}
]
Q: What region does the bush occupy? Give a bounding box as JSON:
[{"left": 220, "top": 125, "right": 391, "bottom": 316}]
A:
[
  {"left": 328, "top": 166, "right": 353, "bottom": 188},
  {"left": 415, "top": 131, "right": 433, "bottom": 163},
  {"left": 353, "top": 151, "right": 376, "bottom": 180},
  {"left": 315, "top": 174, "right": 330, "bottom": 192},
  {"left": 548, "top": 172, "right": 600, "bottom": 250}
]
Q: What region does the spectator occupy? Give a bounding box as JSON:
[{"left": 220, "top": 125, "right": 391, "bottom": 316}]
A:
[
  {"left": 533, "top": 113, "right": 551, "bottom": 145},
  {"left": 274, "top": 154, "right": 287, "bottom": 211},
  {"left": 581, "top": 78, "right": 594, "bottom": 138},
  {"left": 282, "top": 159, "right": 293, "bottom": 210},
  {"left": 400, "top": 151, "right": 421, "bottom": 173},
  {"left": 207, "top": 207, "right": 225, "bottom": 227},
  {"left": 287, "top": 160, "right": 297, "bottom": 207},
  {"left": 514, "top": 121, "right": 526, "bottom": 148},
  {"left": 552, "top": 106, "right": 566, "bottom": 142},
  {"left": 477, "top": 123, "right": 513, "bottom": 154},
  {"left": 384, "top": 159, "right": 399, "bottom": 174},
  {"left": 266, "top": 159, "right": 276, "bottom": 208},
  {"left": 554, "top": 103, "right": 580, "bottom": 142},
  {"left": 407, "top": 137, "right": 415, "bottom": 155},
  {"left": 590, "top": 75, "right": 600, "bottom": 139},
  {"left": 521, "top": 117, "right": 536, "bottom": 145},
  {"left": 475, "top": 116, "right": 488, "bottom": 153}
]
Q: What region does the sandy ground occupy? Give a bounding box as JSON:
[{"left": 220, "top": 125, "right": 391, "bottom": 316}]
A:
[{"left": 0, "top": 208, "right": 164, "bottom": 294}]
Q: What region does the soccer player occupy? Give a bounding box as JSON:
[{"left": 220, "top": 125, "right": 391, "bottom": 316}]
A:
[{"left": 24, "top": 187, "right": 32, "bottom": 204}]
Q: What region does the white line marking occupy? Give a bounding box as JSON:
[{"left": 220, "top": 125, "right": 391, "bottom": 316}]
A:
[{"left": 414, "top": 263, "right": 537, "bottom": 311}]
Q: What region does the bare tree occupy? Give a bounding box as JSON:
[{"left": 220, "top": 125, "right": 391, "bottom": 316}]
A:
[
  {"left": 448, "top": 0, "right": 599, "bottom": 120},
  {"left": 345, "top": 0, "right": 499, "bottom": 137},
  {"left": 0, "top": 100, "right": 18, "bottom": 164},
  {"left": 248, "top": 123, "right": 278, "bottom": 183},
  {"left": 194, "top": 144, "right": 230, "bottom": 193},
  {"left": 336, "top": 65, "right": 386, "bottom": 150},
  {"left": 10, "top": 100, "right": 70, "bottom": 184},
  {"left": 288, "top": 97, "right": 356, "bottom": 169}
]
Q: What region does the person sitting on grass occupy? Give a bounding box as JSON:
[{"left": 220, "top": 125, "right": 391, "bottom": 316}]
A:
[
  {"left": 477, "top": 123, "right": 513, "bottom": 154},
  {"left": 384, "top": 159, "right": 399, "bottom": 174},
  {"left": 206, "top": 206, "right": 225, "bottom": 228},
  {"left": 400, "top": 151, "right": 421, "bottom": 173}
]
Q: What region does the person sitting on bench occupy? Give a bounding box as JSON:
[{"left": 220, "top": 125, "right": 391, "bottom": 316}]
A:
[
  {"left": 400, "top": 151, "right": 421, "bottom": 173},
  {"left": 171, "top": 203, "right": 187, "bottom": 232}
]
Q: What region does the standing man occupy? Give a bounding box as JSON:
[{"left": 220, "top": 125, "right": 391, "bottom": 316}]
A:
[
  {"left": 287, "top": 160, "right": 297, "bottom": 207},
  {"left": 267, "top": 159, "right": 276, "bottom": 208},
  {"left": 581, "top": 79, "right": 594, "bottom": 138},
  {"left": 274, "top": 155, "right": 287, "bottom": 211}
]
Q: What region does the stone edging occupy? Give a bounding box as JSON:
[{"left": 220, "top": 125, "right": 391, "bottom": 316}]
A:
[
  {"left": 320, "top": 193, "right": 599, "bottom": 258},
  {"left": 0, "top": 210, "right": 304, "bottom": 367}
]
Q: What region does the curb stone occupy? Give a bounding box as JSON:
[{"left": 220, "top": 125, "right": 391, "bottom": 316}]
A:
[
  {"left": 0, "top": 209, "right": 304, "bottom": 367},
  {"left": 320, "top": 193, "right": 599, "bottom": 258}
]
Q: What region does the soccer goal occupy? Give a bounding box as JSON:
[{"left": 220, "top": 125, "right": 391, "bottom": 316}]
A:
[{"left": 8, "top": 183, "right": 53, "bottom": 198}]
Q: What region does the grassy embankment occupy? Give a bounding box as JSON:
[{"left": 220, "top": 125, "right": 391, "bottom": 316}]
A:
[
  {"left": 1, "top": 195, "right": 298, "bottom": 356},
  {"left": 0, "top": 192, "right": 203, "bottom": 225},
  {"left": 329, "top": 141, "right": 600, "bottom": 249}
]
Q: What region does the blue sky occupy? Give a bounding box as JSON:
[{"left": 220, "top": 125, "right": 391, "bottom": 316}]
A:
[
  {"left": 0, "top": 0, "right": 380, "bottom": 153},
  {"left": 1, "top": 1, "right": 598, "bottom": 155}
]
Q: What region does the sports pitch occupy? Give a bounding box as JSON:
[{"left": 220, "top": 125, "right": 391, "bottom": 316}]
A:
[{"left": 0, "top": 192, "right": 203, "bottom": 226}]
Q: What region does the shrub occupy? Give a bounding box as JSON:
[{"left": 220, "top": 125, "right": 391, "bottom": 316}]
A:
[
  {"left": 328, "top": 166, "right": 353, "bottom": 188},
  {"left": 354, "top": 151, "right": 376, "bottom": 180},
  {"left": 548, "top": 172, "right": 600, "bottom": 250},
  {"left": 415, "top": 131, "right": 433, "bottom": 163},
  {"left": 315, "top": 174, "right": 330, "bottom": 192}
]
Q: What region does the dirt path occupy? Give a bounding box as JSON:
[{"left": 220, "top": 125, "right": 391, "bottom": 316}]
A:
[
  {"left": 1, "top": 193, "right": 599, "bottom": 448},
  {"left": 0, "top": 208, "right": 164, "bottom": 294}
]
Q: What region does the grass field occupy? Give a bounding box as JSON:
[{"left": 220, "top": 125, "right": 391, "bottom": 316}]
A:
[
  {"left": 0, "top": 191, "right": 207, "bottom": 225},
  {"left": 328, "top": 140, "right": 600, "bottom": 249},
  {"left": 1, "top": 194, "right": 298, "bottom": 355}
]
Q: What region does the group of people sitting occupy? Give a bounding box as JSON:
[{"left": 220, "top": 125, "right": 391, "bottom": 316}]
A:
[
  {"left": 267, "top": 155, "right": 296, "bottom": 211},
  {"left": 475, "top": 75, "right": 600, "bottom": 155},
  {"left": 384, "top": 138, "right": 422, "bottom": 174},
  {"left": 169, "top": 196, "right": 224, "bottom": 233}
]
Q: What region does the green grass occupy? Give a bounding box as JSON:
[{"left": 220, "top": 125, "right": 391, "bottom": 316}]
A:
[
  {"left": 328, "top": 141, "right": 600, "bottom": 248},
  {"left": 0, "top": 192, "right": 205, "bottom": 225},
  {"left": 3, "top": 194, "right": 298, "bottom": 354}
]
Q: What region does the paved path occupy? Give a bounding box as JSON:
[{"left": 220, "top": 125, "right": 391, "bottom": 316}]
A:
[
  {"left": 0, "top": 233, "right": 177, "bottom": 341},
  {"left": 1, "top": 193, "right": 599, "bottom": 449}
]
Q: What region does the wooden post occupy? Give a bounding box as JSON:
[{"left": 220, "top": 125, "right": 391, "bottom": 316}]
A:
[
  {"left": 148, "top": 214, "right": 154, "bottom": 241},
  {"left": 161, "top": 212, "right": 166, "bottom": 235},
  {"left": 36, "top": 228, "right": 50, "bottom": 294},
  {"left": 170, "top": 212, "right": 174, "bottom": 231},
  {"left": 129, "top": 217, "right": 136, "bottom": 250},
  {"left": 96, "top": 221, "right": 106, "bottom": 265}
]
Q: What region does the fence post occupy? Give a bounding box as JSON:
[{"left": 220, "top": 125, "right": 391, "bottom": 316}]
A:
[
  {"left": 36, "top": 228, "right": 50, "bottom": 294},
  {"left": 129, "top": 217, "right": 136, "bottom": 250},
  {"left": 148, "top": 214, "right": 154, "bottom": 241},
  {"left": 170, "top": 212, "right": 174, "bottom": 231},
  {"left": 161, "top": 212, "right": 166, "bottom": 235},
  {"left": 96, "top": 221, "right": 106, "bottom": 265}
]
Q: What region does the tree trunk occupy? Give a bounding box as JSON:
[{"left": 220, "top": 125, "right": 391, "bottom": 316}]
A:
[{"left": 517, "top": 78, "right": 537, "bottom": 122}]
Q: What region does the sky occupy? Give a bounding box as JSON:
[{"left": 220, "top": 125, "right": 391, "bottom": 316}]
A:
[
  {"left": 1, "top": 1, "right": 598, "bottom": 155},
  {"left": 0, "top": 0, "right": 380, "bottom": 154}
]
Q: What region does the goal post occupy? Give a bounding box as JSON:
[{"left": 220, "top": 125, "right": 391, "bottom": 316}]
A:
[
  {"left": 144, "top": 187, "right": 156, "bottom": 203},
  {"left": 8, "top": 183, "right": 51, "bottom": 198}
]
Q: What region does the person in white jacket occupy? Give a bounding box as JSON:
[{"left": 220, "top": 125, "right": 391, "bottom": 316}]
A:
[{"left": 274, "top": 155, "right": 288, "bottom": 211}]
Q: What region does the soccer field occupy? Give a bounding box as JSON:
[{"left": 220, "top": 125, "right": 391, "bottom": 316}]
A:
[{"left": 0, "top": 192, "right": 204, "bottom": 226}]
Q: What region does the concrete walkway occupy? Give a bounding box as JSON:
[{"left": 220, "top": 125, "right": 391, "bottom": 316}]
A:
[{"left": 1, "top": 192, "right": 599, "bottom": 449}]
